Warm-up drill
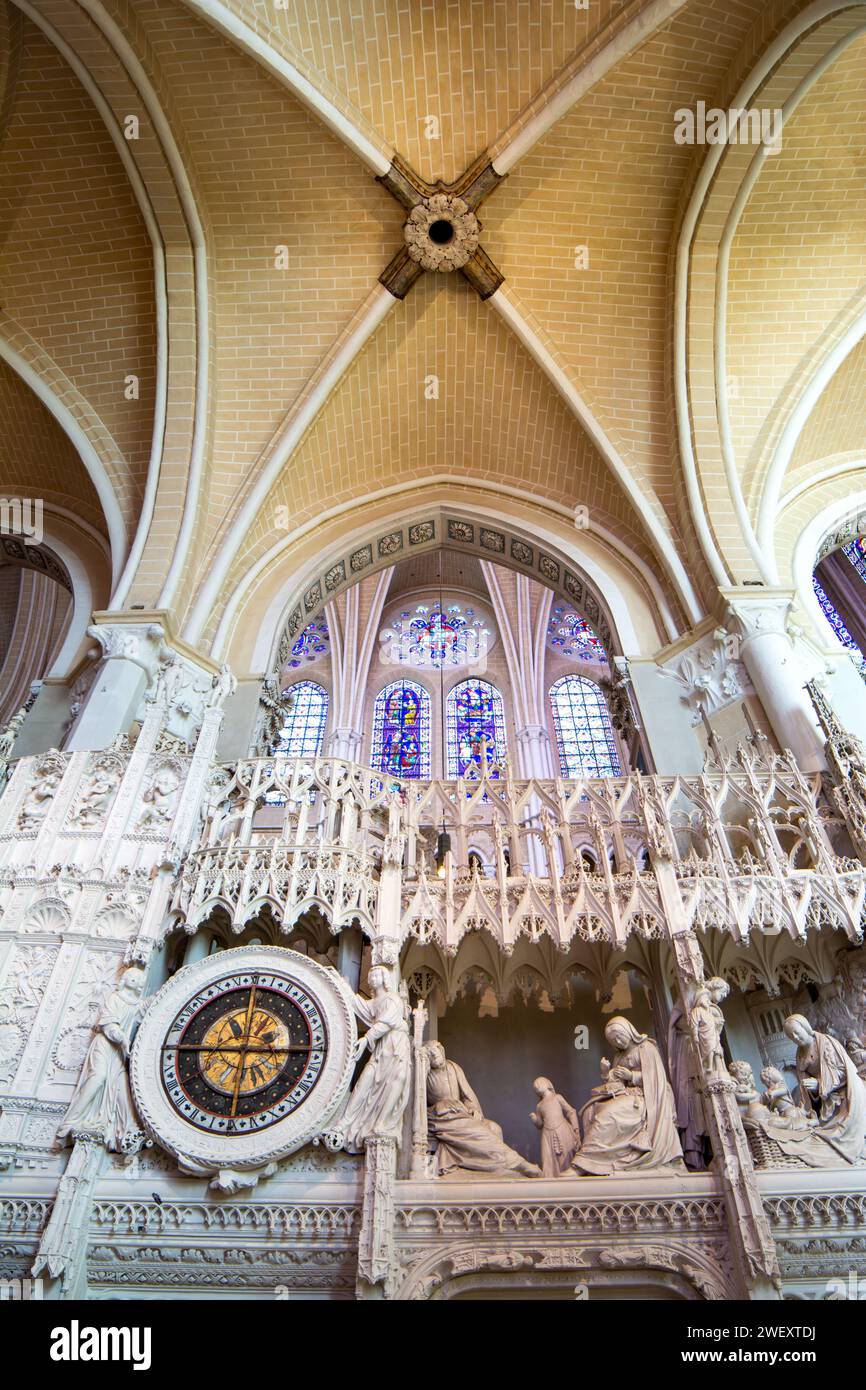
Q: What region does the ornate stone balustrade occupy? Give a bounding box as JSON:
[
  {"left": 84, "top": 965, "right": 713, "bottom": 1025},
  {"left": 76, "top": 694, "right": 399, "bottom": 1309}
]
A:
[
  {"left": 168, "top": 744, "right": 866, "bottom": 955},
  {"left": 399, "top": 861, "right": 866, "bottom": 952},
  {"left": 172, "top": 842, "right": 380, "bottom": 934},
  {"left": 390, "top": 1175, "right": 736, "bottom": 1300}
]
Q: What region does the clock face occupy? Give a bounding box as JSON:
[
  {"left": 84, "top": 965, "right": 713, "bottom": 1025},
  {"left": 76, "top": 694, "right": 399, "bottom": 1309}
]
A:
[
  {"left": 131, "top": 946, "right": 357, "bottom": 1176},
  {"left": 160, "top": 971, "right": 328, "bottom": 1134}
]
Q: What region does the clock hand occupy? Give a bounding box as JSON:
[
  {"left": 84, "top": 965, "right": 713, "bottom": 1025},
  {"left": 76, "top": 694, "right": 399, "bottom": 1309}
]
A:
[{"left": 230, "top": 980, "right": 259, "bottom": 1117}]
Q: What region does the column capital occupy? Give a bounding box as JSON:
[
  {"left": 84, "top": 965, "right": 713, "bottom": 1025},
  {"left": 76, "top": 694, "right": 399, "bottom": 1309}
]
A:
[
  {"left": 515, "top": 722, "right": 550, "bottom": 745},
  {"left": 327, "top": 726, "right": 365, "bottom": 762},
  {"left": 86, "top": 615, "right": 167, "bottom": 684},
  {"left": 74, "top": 613, "right": 233, "bottom": 752},
  {"left": 718, "top": 587, "right": 796, "bottom": 643}
]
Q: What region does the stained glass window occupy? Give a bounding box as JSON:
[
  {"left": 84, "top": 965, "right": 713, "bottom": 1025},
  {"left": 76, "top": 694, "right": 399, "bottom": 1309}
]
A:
[
  {"left": 380, "top": 601, "right": 490, "bottom": 668},
  {"left": 550, "top": 675, "right": 620, "bottom": 778},
  {"left": 812, "top": 577, "right": 866, "bottom": 669},
  {"left": 547, "top": 605, "right": 607, "bottom": 662},
  {"left": 371, "top": 680, "right": 431, "bottom": 779},
  {"left": 287, "top": 617, "right": 329, "bottom": 669},
  {"left": 844, "top": 537, "right": 866, "bottom": 586},
  {"left": 445, "top": 680, "right": 507, "bottom": 777},
  {"left": 273, "top": 681, "right": 328, "bottom": 757}
]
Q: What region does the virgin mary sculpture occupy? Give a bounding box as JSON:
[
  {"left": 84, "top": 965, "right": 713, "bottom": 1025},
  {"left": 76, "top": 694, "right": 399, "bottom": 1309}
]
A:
[
  {"left": 784, "top": 1013, "right": 866, "bottom": 1163},
  {"left": 571, "top": 1016, "right": 684, "bottom": 1175}
]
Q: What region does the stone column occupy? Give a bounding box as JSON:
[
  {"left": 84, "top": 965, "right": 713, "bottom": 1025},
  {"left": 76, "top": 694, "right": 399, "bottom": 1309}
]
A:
[
  {"left": 627, "top": 658, "right": 705, "bottom": 773},
  {"left": 722, "top": 590, "right": 824, "bottom": 771},
  {"left": 356, "top": 1134, "right": 398, "bottom": 1299},
  {"left": 328, "top": 726, "right": 364, "bottom": 761},
  {"left": 66, "top": 620, "right": 167, "bottom": 752},
  {"left": 515, "top": 723, "right": 554, "bottom": 779},
  {"left": 514, "top": 725, "right": 553, "bottom": 876},
  {"left": 654, "top": 855, "right": 781, "bottom": 1299},
  {"left": 31, "top": 1135, "right": 106, "bottom": 1299},
  {"left": 337, "top": 926, "right": 364, "bottom": 990},
  {"left": 126, "top": 687, "right": 234, "bottom": 971},
  {"left": 409, "top": 1000, "right": 429, "bottom": 1179},
  {"left": 184, "top": 930, "right": 211, "bottom": 966},
  {"left": 373, "top": 794, "right": 405, "bottom": 959}
]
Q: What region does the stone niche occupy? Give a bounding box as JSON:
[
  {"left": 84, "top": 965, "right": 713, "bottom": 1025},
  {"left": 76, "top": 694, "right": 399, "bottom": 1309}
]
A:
[{"left": 435, "top": 968, "right": 656, "bottom": 1163}]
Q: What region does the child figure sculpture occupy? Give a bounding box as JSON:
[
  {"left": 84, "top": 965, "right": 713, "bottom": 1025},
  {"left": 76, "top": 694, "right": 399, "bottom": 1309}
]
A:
[
  {"left": 760, "top": 1065, "right": 816, "bottom": 1130},
  {"left": 530, "top": 1077, "right": 579, "bottom": 1176}
]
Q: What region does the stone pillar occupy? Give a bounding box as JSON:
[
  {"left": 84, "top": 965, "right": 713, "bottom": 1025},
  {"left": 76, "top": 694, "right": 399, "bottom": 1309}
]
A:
[
  {"left": 373, "top": 794, "right": 405, "bottom": 957},
  {"left": 184, "top": 930, "right": 211, "bottom": 966},
  {"left": 641, "top": 940, "right": 674, "bottom": 1072},
  {"left": 514, "top": 726, "right": 553, "bottom": 876},
  {"left": 328, "top": 726, "right": 364, "bottom": 761},
  {"left": 31, "top": 1135, "right": 106, "bottom": 1299},
  {"left": 356, "top": 1134, "right": 397, "bottom": 1299},
  {"left": 337, "top": 926, "right": 364, "bottom": 991},
  {"left": 515, "top": 723, "right": 554, "bottom": 779},
  {"left": 66, "top": 620, "right": 167, "bottom": 752},
  {"left": 126, "top": 688, "right": 234, "bottom": 972},
  {"left": 722, "top": 590, "right": 825, "bottom": 771},
  {"left": 409, "top": 1000, "right": 429, "bottom": 1179},
  {"left": 10, "top": 679, "right": 75, "bottom": 759},
  {"left": 144, "top": 934, "right": 173, "bottom": 995},
  {"left": 627, "top": 657, "right": 705, "bottom": 773},
  {"left": 654, "top": 856, "right": 781, "bottom": 1298}
]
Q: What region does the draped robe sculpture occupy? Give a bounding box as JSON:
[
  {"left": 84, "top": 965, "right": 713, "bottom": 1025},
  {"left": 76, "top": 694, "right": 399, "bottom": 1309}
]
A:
[
  {"left": 530, "top": 1077, "right": 578, "bottom": 1176},
  {"left": 571, "top": 1017, "right": 684, "bottom": 1175},
  {"left": 338, "top": 965, "right": 412, "bottom": 1151},
  {"left": 784, "top": 1014, "right": 866, "bottom": 1164},
  {"left": 667, "top": 996, "right": 708, "bottom": 1169},
  {"left": 424, "top": 1042, "right": 541, "bottom": 1177},
  {"left": 57, "top": 966, "right": 146, "bottom": 1152}
]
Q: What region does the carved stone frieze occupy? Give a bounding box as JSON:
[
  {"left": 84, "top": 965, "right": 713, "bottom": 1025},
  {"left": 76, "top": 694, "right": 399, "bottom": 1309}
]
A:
[{"left": 662, "top": 627, "right": 752, "bottom": 725}]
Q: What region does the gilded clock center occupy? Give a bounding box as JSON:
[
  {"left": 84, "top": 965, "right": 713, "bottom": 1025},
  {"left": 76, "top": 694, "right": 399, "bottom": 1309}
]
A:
[{"left": 199, "top": 1006, "right": 291, "bottom": 1097}]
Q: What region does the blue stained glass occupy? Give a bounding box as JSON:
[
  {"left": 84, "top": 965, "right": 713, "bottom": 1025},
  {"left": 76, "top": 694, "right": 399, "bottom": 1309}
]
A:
[
  {"left": 380, "top": 601, "right": 490, "bottom": 668},
  {"left": 550, "top": 675, "right": 620, "bottom": 778},
  {"left": 371, "top": 681, "right": 431, "bottom": 779},
  {"left": 287, "top": 617, "right": 329, "bottom": 669},
  {"left": 273, "top": 681, "right": 328, "bottom": 757},
  {"left": 446, "top": 680, "right": 506, "bottom": 777},
  {"left": 812, "top": 577, "right": 866, "bottom": 668},
  {"left": 547, "top": 605, "right": 607, "bottom": 662},
  {"left": 844, "top": 537, "right": 866, "bottom": 586}
]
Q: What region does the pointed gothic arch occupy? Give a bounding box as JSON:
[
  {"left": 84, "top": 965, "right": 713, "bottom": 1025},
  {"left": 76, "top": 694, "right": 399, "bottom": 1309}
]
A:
[
  {"left": 371, "top": 679, "right": 431, "bottom": 779},
  {"left": 549, "top": 675, "right": 620, "bottom": 778},
  {"left": 274, "top": 680, "right": 329, "bottom": 757},
  {"left": 445, "top": 679, "right": 507, "bottom": 777}
]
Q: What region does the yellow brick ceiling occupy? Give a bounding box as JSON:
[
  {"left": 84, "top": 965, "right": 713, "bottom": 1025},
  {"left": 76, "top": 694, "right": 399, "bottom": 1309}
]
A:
[{"left": 0, "top": 0, "right": 864, "bottom": 646}]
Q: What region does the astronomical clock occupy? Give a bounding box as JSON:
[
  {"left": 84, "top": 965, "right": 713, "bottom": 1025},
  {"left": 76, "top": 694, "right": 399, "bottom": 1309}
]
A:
[{"left": 130, "top": 946, "right": 357, "bottom": 1188}]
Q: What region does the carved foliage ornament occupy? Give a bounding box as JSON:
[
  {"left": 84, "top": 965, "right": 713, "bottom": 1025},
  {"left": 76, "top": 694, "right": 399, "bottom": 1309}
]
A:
[
  {"left": 130, "top": 947, "right": 357, "bottom": 1189},
  {"left": 403, "top": 193, "right": 480, "bottom": 272}
]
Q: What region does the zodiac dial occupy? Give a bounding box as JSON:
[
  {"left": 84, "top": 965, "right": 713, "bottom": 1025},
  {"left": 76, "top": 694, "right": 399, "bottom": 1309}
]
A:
[{"left": 160, "top": 970, "right": 329, "bottom": 1135}]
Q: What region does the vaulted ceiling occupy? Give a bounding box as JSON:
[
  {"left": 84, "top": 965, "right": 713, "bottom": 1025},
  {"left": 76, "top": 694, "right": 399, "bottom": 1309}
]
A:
[{"left": 1, "top": 0, "right": 864, "bottom": 671}]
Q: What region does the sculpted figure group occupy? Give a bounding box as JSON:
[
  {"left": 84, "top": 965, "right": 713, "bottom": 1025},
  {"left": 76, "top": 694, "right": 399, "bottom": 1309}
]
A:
[
  {"left": 415, "top": 1004, "right": 866, "bottom": 1180},
  {"left": 56, "top": 951, "right": 866, "bottom": 1186},
  {"left": 419, "top": 1016, "right": 685, "bottom": 1180},
  {"left": 728, "top": 1015, "right": 866, "bottom": 1169},
  {"left": 330, "top": 967, "right": 689, "bottom": 1178}
]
